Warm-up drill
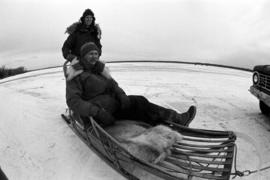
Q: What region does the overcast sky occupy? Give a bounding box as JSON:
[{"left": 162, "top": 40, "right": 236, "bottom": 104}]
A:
[{"left": 0, "top": 0, "right": 269, "bottom": 70}]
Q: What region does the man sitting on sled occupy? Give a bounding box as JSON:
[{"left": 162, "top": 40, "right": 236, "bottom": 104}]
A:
[{"left": 65, "top": 42, "right": 196, "bottom": 127}]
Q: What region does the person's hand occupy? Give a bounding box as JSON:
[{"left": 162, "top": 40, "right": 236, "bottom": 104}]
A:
[
  {"left": 66, "top": 66, "right": 83, "bottom": 81},
  {"left": 95, "top": 108, "right": 115, "bottom": 126},
  {"left": 66, "top": 54, "right": 77, "bottom": 62},
  {"left": 66, "top": 59, "right": 83, "bottom": 81},
  {"left": 95, "top": 23, "right": 102, "bottom": 39},
  {"left": 119, "top": 95, "right": 131, "bottom": 110}
]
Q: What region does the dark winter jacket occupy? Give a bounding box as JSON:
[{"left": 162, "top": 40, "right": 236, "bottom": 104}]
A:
[
  {"left": 66, "top": 61, "right": 126, "bottom": 117},
  {"left": 62, "top": 23, "right": 102, "bottom": 60}
]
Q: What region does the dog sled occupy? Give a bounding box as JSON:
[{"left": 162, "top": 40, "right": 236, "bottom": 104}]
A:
[{"left": 62, "top": 61, "right": 237, "bottom": 180}]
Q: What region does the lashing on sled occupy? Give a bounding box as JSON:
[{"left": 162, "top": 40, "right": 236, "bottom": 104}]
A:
[{"left": 62, "top": 60, "right": 237, "bottom": 180}]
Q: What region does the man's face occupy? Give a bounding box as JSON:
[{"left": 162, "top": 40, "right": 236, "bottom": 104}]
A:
[
  {"left": 84, "top": 15, "right": 93, "bottom": 26},
  {"left": 84, "top": 50, "right": 99, "bottom": 65}
]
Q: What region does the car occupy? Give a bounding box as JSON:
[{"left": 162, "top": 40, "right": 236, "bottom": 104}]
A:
[
  {"left": 249, "top": 65, "right": 270, "bottom": 115},
  {"left": 0, "top": 167, "right": 8, "bottom": 180}
]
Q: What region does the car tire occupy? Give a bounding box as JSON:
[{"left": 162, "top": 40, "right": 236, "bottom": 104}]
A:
[
  {"left": 259, "top": 101, "right": 270, "bottom": 115},
  {"left": 0, "top": 167, "right": 8, "bottom": 180}
]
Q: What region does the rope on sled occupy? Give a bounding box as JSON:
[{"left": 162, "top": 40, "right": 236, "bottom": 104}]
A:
[
  {"left": 230, "top": 131, "right": 270, "bottom": 179},
  {"left": 231, "top": 144, "right": 270, "bottom": 178}
]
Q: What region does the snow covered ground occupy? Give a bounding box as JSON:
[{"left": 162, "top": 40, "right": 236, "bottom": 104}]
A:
[{"left": 0, "top": 62, "right": 270, "bottom": 180}]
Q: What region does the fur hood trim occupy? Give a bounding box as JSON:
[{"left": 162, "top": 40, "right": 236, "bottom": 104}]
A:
[
  {"left": 65, "top": 22, "right": 102, "bottom": 39},
  {"left": 65, "top": 22, "right": 80, "bottom": 34}
]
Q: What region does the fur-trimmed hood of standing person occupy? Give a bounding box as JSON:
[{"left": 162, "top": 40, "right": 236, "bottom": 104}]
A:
[{"left": 65, "top": 22, "right": 102, "bottom": 39}]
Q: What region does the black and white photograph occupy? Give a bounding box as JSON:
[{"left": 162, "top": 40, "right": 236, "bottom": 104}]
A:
[{"left": 0, "top": 0, "right": 270, "bottom": 179}]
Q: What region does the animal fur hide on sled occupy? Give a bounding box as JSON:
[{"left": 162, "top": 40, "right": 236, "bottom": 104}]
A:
[{"left": 120, "top": 125, "right": 183, "bottom": 164}]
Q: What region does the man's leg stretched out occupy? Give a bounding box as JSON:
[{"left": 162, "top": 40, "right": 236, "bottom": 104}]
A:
[{"left": 115, "top": 95, "right": 196, "bottom": 127}]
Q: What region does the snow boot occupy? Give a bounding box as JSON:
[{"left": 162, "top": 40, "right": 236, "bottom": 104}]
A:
[{"left": 168, "top": 106, "right": 197, "bottom": 127}]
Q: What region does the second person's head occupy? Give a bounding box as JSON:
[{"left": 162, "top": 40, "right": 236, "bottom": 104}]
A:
[
  {"left": 80, "top": 9, "right": 95, "bottom": 27},
  {"left": 80, "top": 42, "right": 100, "bottom": 69}
]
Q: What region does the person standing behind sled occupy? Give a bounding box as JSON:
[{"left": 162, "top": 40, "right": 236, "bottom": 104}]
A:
[
  {"left": 66, "top": 43, "right": 197, "bottom": 127},
  {"left": 62, "top": 8, "right": 102, "bottom": 63}
]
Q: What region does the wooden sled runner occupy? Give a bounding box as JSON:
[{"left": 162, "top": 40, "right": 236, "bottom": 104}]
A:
[{"left": 62, "top": 61, "right": 237, "bottom": 180}]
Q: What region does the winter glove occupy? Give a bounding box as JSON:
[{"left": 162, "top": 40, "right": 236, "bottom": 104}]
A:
[
  {"left": 66, "top": 59, "right": 83, "bottom": 81},
  {"left": 119, "top": 95, "right": 131, "bottom": 110},
  {"left": 66, "top": 54, "right": 77, "bottom": 62},
  {"left": 94, "top": 108, "right": 115, "bottom": 126},
  {"left": 92, "top": 61, "right": 105, "bottom": 74}
]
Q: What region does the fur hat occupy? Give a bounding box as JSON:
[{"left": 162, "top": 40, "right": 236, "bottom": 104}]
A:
[
  {"left": 80, "top": 9, "right": 95, "bottom": 23},
  {"left": 80, "top": 42, "right": 99, "bottom": 57}
]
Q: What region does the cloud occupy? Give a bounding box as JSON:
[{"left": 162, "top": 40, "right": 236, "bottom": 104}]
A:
[{"left": 1, "top": 0, "right": 270, "bottom": 69}]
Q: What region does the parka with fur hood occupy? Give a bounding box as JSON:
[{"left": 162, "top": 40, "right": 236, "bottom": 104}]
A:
[
  {"left": 66, "top": 61, "right": 127, "bottom": 118},
  {"left": 62, "top": 9, "right": 102, "bottom": 61}
]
